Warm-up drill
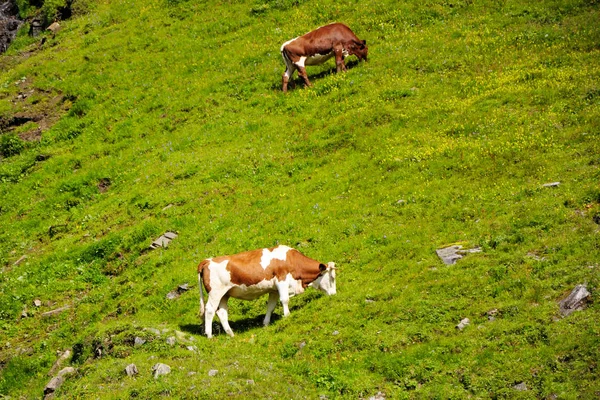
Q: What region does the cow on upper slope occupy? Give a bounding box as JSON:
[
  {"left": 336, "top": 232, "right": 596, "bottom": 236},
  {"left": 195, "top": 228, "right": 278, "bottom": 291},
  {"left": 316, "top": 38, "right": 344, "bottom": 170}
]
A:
[
  {"left": 280, "top": 23, "right": 368, "bottom": 92},
  {"left": 198, "top": 245, "right": 337, "bottom": 338}
]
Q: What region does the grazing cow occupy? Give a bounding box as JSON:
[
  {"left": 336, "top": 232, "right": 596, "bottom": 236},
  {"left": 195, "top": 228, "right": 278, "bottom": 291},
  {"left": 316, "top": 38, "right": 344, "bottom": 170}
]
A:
[
  {"left": 198, "top": 245, "right": 336, "bottom": 338},
  {"left": 280, "top": 23, "right": 368, "bottom": 92}
]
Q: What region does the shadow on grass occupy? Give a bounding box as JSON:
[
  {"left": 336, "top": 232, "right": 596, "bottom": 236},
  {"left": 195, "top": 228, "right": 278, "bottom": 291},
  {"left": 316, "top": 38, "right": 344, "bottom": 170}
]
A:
[
  {"left": 179, "top": 314, "right": 283, "bottom": 337},
  {"left": 179, "top": 299, "right": 314, "bottom": 337},
  {"left": 271, "top": 59, "right": 362, "bottom": 92}
]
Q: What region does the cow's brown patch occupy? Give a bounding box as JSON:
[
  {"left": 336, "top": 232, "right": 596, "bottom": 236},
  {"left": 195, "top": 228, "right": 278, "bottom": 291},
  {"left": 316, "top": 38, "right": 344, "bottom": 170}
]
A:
[
  {"left": 221, "top": 248, "right": 271, "bottom": 287},
  {"left": 198, "top": 259, "right": 212, "bottom": 293},
  {"left": 200, "top": 247, "right": 327, "bottom": 293}
]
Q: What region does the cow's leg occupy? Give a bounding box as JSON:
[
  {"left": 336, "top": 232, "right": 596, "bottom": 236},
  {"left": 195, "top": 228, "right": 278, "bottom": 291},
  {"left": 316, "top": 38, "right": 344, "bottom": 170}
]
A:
[
  {"left": 204, "top": 289, "right": 228, "bottom": 338},
  {"left": 334, "top": 45, "right": 347, "bottom": 73},
  {"left": 216, "top": 295, "right": 234, "bottom": 337},
  {"left": 275, "top": 281, "right": 291, "bottom": 317},
  {"left": 294, "top": 57, "right": 312, "bottom": 88},
  {"left": 282, "top": 65, "right": 296, "bottom": 93},
  {"left": 296, "top": 66, "right": 312, "bottom": 88},
  {"left": 263, "top": 291, "right": 279, "bottom": 326}
]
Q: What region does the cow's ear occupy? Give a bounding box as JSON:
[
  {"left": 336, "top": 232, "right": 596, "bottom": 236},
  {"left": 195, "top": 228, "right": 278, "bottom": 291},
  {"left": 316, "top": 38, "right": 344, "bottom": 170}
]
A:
[{"left": 319, "top": 263, "right": 327, "bottom": 273}]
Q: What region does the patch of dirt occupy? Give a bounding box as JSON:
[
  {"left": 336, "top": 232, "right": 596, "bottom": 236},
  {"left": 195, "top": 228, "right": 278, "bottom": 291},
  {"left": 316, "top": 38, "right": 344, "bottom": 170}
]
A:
[
  {"left": 0, "top": 78, "right": 72, "bottom": 141},
  {"left": 97, "top": 178, "right": 111, "bottom": 193}
]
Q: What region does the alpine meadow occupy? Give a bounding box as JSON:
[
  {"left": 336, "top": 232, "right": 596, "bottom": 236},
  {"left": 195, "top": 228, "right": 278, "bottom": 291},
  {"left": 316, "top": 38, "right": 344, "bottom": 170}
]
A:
[{"left": 1, "top": 0, "right": 599, "bottom": 398}]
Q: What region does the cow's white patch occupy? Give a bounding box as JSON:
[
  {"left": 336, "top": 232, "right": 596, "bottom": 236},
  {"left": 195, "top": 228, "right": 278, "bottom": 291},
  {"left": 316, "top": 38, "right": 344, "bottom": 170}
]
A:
[
  {"left": 208, "top": 259, "right": 231, "bottom": 288},
  {"left": 309, "top": 262, "right": 336, "bottom": 295},
  {"left": 285, "top": 272, "right": 305, "bottom": 296},
  {"left": 228, "top": 278, "right": 277, "bottom": 300},
  {"left": 260, "top": 245, "right": 291, "bottom": 269},
  {"left": 296, "top": 56, "right": 307, "bottom": 68},
  {"left": 305, "top": 52, "right": 334, "bottom": 66}
]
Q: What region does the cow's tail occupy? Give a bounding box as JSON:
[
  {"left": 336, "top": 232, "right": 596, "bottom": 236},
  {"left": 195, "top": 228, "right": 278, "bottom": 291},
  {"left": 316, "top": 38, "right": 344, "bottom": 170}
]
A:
[{"left": 198, "top": 260, "right": 208, "bottom": 317}]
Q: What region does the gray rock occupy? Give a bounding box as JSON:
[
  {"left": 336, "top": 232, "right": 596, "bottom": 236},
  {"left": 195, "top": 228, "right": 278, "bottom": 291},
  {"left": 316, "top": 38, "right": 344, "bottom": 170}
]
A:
[
  {"left": 186, "top": 345, "right": 198, "bottom": 352},
  {"left": 177, "top": 283, "right": 189, "bottom": 293},
  {"left": 246, "top": 379, "right": 255, "bottom": 385},
  {"left": 166, "top": 291, "right": 179, "bottom": 300},
  {"left": 332, "top": 330, "right": 339, "bottom": 336},
  {"left": 41, "top": 306, "right": 70, "bottom": 318},
  {"left": 513, "top": 382, "right": 527, "bottom": 391},
  {"left": 152, "top": 363, "right": 171, "bottom": 378},
  {"left": 34, "top": 299, "right": 42, "bottom": 307},
  {"left": 166, "top": 336, "right": 176, "bottom": 346},
  {"left": 144, "top": 327, "right": 161, "bottom": 336},
  {"left": 48, "top": 350, "right": 72, "bottom": 377},
  {"left": 543, "top": 182, "right": 560, "bottom": 188},
  {"left": 208, "top": 369, "right": 218, "bottom": 377},
  {"left": 369, "top": 392, "right": 386, "bottom": 400},
  {"left": 149, "top": 231, "right": 178, "bottom": 249},
  {"left": 125, "top": 363, "right": 138, "bottom": 377},
  {"left": 436, "top": 245, "right": 481, "bottom": 265},
  {"left": 134, "top": 337, "right": 146, "bottom": 347},
  {"left": 456, "top": 318, "right": 470, "bottom": 330},
  {"left": 559, "top": 284, "right": 591, "bottom": 316},
  {"left": 44, "top": 367, "right": 76, "bottom": 397}
]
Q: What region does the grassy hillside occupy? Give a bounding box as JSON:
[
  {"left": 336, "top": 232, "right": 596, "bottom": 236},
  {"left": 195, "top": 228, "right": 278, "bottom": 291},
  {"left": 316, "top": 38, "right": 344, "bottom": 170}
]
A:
[{"left": 1, "top": 0, "right": 599, "bottom": 398}]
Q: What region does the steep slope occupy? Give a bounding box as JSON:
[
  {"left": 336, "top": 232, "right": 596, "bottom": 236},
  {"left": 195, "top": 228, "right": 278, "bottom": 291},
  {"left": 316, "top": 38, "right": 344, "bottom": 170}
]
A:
[{"left": 1, "top": 0, "right": 599, "bottom": 398}]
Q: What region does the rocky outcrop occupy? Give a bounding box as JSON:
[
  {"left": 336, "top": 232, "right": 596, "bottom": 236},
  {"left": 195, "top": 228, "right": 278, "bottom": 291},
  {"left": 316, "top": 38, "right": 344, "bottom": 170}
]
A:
[{"left": 0, "top": 0, "right": 21, "bottom": 53}]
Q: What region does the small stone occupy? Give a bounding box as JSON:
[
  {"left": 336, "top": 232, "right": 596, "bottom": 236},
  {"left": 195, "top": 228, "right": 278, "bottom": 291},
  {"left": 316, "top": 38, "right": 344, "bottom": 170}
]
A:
[
  {"left": 456, "top": 318, "right": 470, "bottom": 330},
  {"left": 559, "top": 284, "right": 591, "bottom": 316},
  {"left": 166, "top": 336, "right": 176, "bottom": 346},
  {"left": 149, "top": 232, "right": 178, "bottom": 249},
  {"left": 44, "top": 367, "right": 76, "bottom": 396},
  {"left": 144, "top": 328, "right": 161, "bottom": 336},
  {"left": 13, "top": 255, "right": 27, "bottom": 265},
  {"left": 187, "top": 371, "right": 197, "bottom": 376},
  {"left": 21, "top": 309, "right": 28, "bottom": 318},
  {"left": 134, "top": 337, "right": 146, "bottom": 347},
  {"left": 152, "top": 363, "right": 171, "bottom": 378},
  {"left": 369, "top": 391, "right": 386, "bottom": 400},
  {"left": 34, "top": 299, "right": 42, "bottom": 307},
  {"left": 436, "top": 245, "right": 464, "bottom": 265},
  {"left": 166, "top": 291, "right": 179, "bottom": 300},
  {"left": 365, "top": 299, "right": 375, "bottom": 303},
  {"left": 125, "top": 363, "right": 138, "bottom": 377},
  {"left": 177, "top": 283, "right": 190, "bottom": 293},
  {"left": 436, "top": 245, "right": 481, "bottom": 265},
  {"left": 208, "top": 369, "right": 218, "bottom": 377},
  {"left": 332, "top": 330, "right": 339, "bottom": 336},
  {"left": 513, "top": 382, "right": 527, "bottom": 391},
  {"left": 298, "top": 341, "right": 306, "bottom": 349},
  {"left": 41, "top": 306, "right": 70, "bottom": 318},
  {"left": 48, "top": 350, "right": 72, "bottom": 377},
  {"left": 543, "top": 182, "right": 560, "bottom": 188},
  {"left": 186, "top": 346, "right": 198, "bottom": 352},
  {"left": 246, "top": 379, "right": 255, "bottom": 385}
]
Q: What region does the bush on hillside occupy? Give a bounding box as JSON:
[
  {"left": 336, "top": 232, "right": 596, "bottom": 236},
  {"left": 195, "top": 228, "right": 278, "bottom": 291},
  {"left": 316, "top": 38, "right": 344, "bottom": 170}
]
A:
[{"left": 0, "top": 133, "right": 26, "bottom": 158}]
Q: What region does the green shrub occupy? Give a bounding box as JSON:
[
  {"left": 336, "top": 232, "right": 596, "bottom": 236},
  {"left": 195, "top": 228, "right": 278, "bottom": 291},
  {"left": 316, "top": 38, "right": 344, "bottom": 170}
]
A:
[{"left": 0, "top": 133, "right": 26, "bottom": 158}]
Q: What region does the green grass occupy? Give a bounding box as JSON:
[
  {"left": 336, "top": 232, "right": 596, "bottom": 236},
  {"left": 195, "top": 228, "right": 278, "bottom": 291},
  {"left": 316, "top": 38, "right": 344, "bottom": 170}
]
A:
[{"left": 1, "top": 0, "right": 599, "bottom": 398}]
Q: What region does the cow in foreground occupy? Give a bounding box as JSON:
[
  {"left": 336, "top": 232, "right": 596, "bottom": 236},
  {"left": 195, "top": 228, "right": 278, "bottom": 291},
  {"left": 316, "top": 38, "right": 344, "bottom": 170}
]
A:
[
  {"left": 198, "top": 245, "right": 336, "bottom": 338},
  {"left": 280, "top": 22, "right": 368, "bottom": 92}
]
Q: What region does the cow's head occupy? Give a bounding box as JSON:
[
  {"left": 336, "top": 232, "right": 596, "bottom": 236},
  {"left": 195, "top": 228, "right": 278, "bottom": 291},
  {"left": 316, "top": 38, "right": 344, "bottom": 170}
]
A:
[
  {"left": 350, "top": 40, "right": 368, "bottom": 62},
  {"left": 310, "top": 262, "right": 337, "bottom": 295}
]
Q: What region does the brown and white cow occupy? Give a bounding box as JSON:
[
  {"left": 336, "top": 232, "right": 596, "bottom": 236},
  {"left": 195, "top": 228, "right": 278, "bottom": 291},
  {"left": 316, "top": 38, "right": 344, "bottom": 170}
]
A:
[
  {"left": 280, "top": 23, "right": 368, "bottom": 92},
  {"left": 198, "top": 245, "right": 336, "bottom": 338}
]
